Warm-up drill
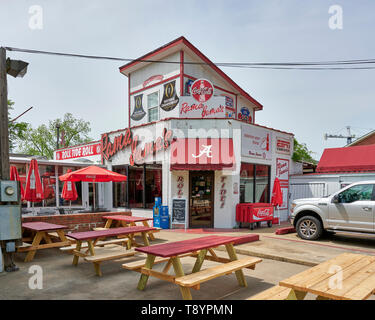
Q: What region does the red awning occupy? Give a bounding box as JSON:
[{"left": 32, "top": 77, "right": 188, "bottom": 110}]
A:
[
  {"left": 317, "top": 145, "right": 375, "bottom": 173},
  {"left": 170, "top": 138, "right": 235, "bottom": 171}
]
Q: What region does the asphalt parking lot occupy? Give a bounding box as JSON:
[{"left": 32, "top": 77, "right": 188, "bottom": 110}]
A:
[{"left": 1, "top": 226, "right": 375, "bottom": 300}]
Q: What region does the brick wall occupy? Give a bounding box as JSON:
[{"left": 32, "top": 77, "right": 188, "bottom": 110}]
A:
[{"left": 21, "top": 211, "right": 132, "bottom": 232}]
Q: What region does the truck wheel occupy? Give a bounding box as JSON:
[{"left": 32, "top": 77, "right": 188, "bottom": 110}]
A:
[
  {"left": 267, "top": 221, "right": 272, "bottom": 228},
  {"left": 296, "top": 216, "right": 323, "bottom": 240}
]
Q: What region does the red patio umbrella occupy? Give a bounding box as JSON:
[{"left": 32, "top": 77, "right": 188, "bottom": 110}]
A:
[
  {"left": 61, "top": 169, "right": 78, "bottom": 201},
  {"left": 24, "top": 159, "right": 44, "bottom": 202},
  {"left": 59, "top": 165, "right": 127, "bottom": 211},
  {"left": 10, "top": 165, "right": 25, "bottom": 201},
  {"left": 271, "top": 178, "right": 283, "bottom": 225},
  {"left": 59, "top": 165, "right": 127, "bottom": 182}
]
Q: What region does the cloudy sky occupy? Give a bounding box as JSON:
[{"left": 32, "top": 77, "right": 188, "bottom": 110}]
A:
[{"left": 1, "top": 0, "right": 374, "bottom": 160}]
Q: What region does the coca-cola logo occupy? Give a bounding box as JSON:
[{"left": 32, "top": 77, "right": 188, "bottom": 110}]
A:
[
  {"left": 191, "top": 79, "right": 214, "bottom": 103},
  {"left": 256, "top": 208, "right": 271, "bottom": 217}
]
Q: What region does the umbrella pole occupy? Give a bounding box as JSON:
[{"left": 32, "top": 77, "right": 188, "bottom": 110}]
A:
[{"left": 93, "top": 182, "right": 96, "bottom": 212}]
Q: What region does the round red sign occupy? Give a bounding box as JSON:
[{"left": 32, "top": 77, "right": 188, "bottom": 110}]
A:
[{"left": 191, "top": 79, "right": 214, "bottom": 103}]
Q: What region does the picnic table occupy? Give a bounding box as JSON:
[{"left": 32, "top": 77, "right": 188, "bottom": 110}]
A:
[
  {"left": 19, "top": 222, "right": 71, "bottom": 262},
  {"left": 279, "top": 253, "right": 375, "bottom": 300},
  {"left": 102, "top": 215, "right": 157, "bottom": 240},
  {"left": 125, "top": 235, "right": 262, "bottom": 300},
  {"left": 66, "top": 226, "right": 156, "bottom": 276}
]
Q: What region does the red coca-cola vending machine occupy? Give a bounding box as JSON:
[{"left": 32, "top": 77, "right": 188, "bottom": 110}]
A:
[{"left": 236, "top": 203, "right": 277, "bottom": 230}]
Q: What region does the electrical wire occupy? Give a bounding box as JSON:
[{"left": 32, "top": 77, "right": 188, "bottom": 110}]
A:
[{"left": 4, "top": 46, "right": 375, "bottom": 71}]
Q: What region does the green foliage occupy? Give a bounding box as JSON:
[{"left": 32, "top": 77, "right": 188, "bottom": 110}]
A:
[
  {"left": 292, "top": 138, "right": 317, "bottom": 164},
  {"left": 8, "top": 100, "right": 29, "bottom": 152},
  {"left": 18, "top": 113, "right": 92, "bottom": 159}
]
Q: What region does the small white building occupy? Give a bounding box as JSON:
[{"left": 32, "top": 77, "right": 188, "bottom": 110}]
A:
[{"left": 99, "top": 37, "right": 294, "bottom": 228}]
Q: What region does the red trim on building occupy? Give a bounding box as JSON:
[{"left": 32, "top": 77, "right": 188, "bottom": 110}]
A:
[
  {"left": 180, "top": 51, "right": 184, "bottom": 96},
  {"left": 119, "top": 36, "right": 263, "bottom": 111}
]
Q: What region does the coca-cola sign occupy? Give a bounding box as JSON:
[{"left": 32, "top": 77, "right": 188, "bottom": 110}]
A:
[{"left": 191, "top": 79, "right": 214, "bottom": 103}]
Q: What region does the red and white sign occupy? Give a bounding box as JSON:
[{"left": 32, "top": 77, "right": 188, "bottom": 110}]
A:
[
  {"left": 276, "top": 158, "right": 289, "bottom": 210},
  {"left": 191, "top": 79, "right": 214, "bottom": 103},
  {"left": 276, "top": 158, "right": 289, "bottom": 181},
  {"left": 143, "top": 75, "right": 164, "bottom": 88},
  {"left": 179, "top": 96, "right": 226, "bottom": 119},
  {"left": 55, "top": 143, "right": 101, "bottom": 161},
  {"left": 252, "top": 207, "right": 274, "bottom": 221},
  {"left": 241, "top": 125, "right": 272, "bottom": 160},
  {"left": 276, "top": 137, "right": 291, "bottom": 155}
]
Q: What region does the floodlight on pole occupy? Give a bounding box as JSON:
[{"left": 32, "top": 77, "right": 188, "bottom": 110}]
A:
[{"left": 6, "top": 58, "right": 29, "bottom": 78}]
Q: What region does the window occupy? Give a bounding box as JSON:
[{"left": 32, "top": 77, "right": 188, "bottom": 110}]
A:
[
  {"left": 338, "top": 184, "right": 374, "bottom": 203},
  {"left": 147, "top": 92, "right": 159, "bottom": 122},
  {"left": 240, "top": 163, "right": 270, "bottom": 203}
]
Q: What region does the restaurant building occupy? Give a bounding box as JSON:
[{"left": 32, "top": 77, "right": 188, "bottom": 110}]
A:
[{"left": 100, "top": 36, "right": 294, "bottom": 228}]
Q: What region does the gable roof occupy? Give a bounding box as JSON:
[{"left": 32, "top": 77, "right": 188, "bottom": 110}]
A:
[
  {"left": 119, "top": 36, "right": 263, "bottom": 111},
  {"left": 317, "top": 145, "right": 375, "bottom": 173},
  {"left": 346, "top": 130, "right": 375, "bottom": 147}
]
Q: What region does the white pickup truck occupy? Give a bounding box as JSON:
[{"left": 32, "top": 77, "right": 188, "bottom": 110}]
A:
[{"left": 290, "top": 181, "right": 375, "bottom": 240}]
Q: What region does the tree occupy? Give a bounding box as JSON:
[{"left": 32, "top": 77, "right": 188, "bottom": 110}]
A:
[
  {"left": 8, "top": 100, "right": 29, "bottom": 152},
  {"left": 292, "top": 138, "right": 317, "bottom": 163},
  {"left": 18, "top": 113, "right": 92, "bottom": 159}
]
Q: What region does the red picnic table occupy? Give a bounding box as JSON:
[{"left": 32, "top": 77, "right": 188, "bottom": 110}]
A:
[
  {"left": 66, "top": 225, "right": 156, "bottom": 276},
  {"left": 127, "top": 235, "right": 262, "bottom": 300},
  {"left": 19, "top": 222, "right": 71, "bottom": 262},
  {"left": 103, "top": 215, "right": 157, "bottom": 240}
]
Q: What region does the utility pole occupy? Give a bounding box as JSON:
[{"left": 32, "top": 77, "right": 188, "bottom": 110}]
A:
[
  {"left": 324, "top": 126, "right": 356, "bottom": 145},
  {"left": 0, "top": 47, "right": 29, "bottom": 273},
  {"left": 0, "top": 47, "right": 10, "bottom": 181}
]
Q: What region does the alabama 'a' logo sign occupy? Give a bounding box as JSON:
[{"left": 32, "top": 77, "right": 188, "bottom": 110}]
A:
[
  {"left": 191, "top": 79, "right": 214, "bottom": 103},
  {"left": 131, "top": 94, "right": 146, "bottom": 121}
]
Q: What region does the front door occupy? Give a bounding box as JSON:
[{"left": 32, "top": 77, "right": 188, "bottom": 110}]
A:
[
  {"left": 189, "top": 171, "right": 214, "bottom": 228},
  {"left": 328, "top": 183, "right": 375, "bottom": 232}
]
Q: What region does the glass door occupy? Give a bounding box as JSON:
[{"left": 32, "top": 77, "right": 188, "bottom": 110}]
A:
[{"left": 189, "top": 171, "right": 214, "bottom": 228}]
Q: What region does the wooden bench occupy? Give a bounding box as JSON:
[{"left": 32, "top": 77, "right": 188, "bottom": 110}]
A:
[
  {"left": 248, "top": 285, "right": 291, "bottom": 300},
  {"left": 122, "top": 252, "right": 194, "bottom": 272},
  {"left": 174, "top": 257, "right": 262, "bottom": 289},
  {"left": 60, "top": 238, "right": 128, "bottom": 253},
  {"left": 84, "top": 246, "right": 138, "bottom": 276}
]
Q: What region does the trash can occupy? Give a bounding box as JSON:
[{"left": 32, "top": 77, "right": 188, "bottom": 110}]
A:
[{"left": 160, "top": 215, "right": 170, "bottom": 229}]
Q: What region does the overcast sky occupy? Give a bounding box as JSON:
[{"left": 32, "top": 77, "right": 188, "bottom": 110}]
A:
[{"left": 1, "top": 0, "right": 374, "bottom": 160}]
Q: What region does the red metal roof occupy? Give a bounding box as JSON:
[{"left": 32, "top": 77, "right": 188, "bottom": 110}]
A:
[{"left": 317, "top": 145, "right": 375, "bottom": 173}]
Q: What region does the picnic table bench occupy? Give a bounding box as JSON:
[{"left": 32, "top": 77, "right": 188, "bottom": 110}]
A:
[
  {"left": 101, "top": 215, "right": 158, "bottom": 241},
  {"left": 67, "top": 226, "right": 156, "bottom": 276},
  {"left": 18, "top": 222, "right": 71, "bottom": 262},
  {"left": 123, "top": 235, "right": 262, "bottom": 300},
  {"left": 250, "top": 253, "right": 375, "bottom": 300}
]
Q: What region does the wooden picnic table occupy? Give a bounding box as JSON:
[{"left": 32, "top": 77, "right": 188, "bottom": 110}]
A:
[
  {"left": 19, "top": 222, "right": 71, "bottom": 262},
  {"left": 131, "top": 235, "right": 262, "bottom": 300},
  {"left": 279, "top": 253, "right": 375, "bottom": 300},
  {"left": 67, "top": 226, "right": 156, "bottom": 276},
  {"left": 103, "top": 215, "right": 157, "bottom": 241}
]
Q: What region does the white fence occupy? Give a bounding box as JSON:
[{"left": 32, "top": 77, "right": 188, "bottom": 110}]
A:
[{"left": 289, "top": 183, "right": 326, "bottom": 207}]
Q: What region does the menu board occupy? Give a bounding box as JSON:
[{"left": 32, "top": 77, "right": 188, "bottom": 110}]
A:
[{"left": 172, "top": 198, "right": 187, "bottom": 228}]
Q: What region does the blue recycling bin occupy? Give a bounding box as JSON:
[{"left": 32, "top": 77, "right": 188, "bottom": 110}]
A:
[
  {"left": 160, "top": 205, "right": 169, "bottom": 217},
  {"left": 160, "top": 215, "right": 170, "bottom": 229}
]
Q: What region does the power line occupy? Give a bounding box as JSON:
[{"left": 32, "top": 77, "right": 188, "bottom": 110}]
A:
[{"left": 4, "top": 46, "right": 375, "bottom": 71}]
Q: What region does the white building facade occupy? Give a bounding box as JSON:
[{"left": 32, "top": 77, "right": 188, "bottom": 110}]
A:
[{"left": 99, "top": 37, "right": 294, "bottom": 228}]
